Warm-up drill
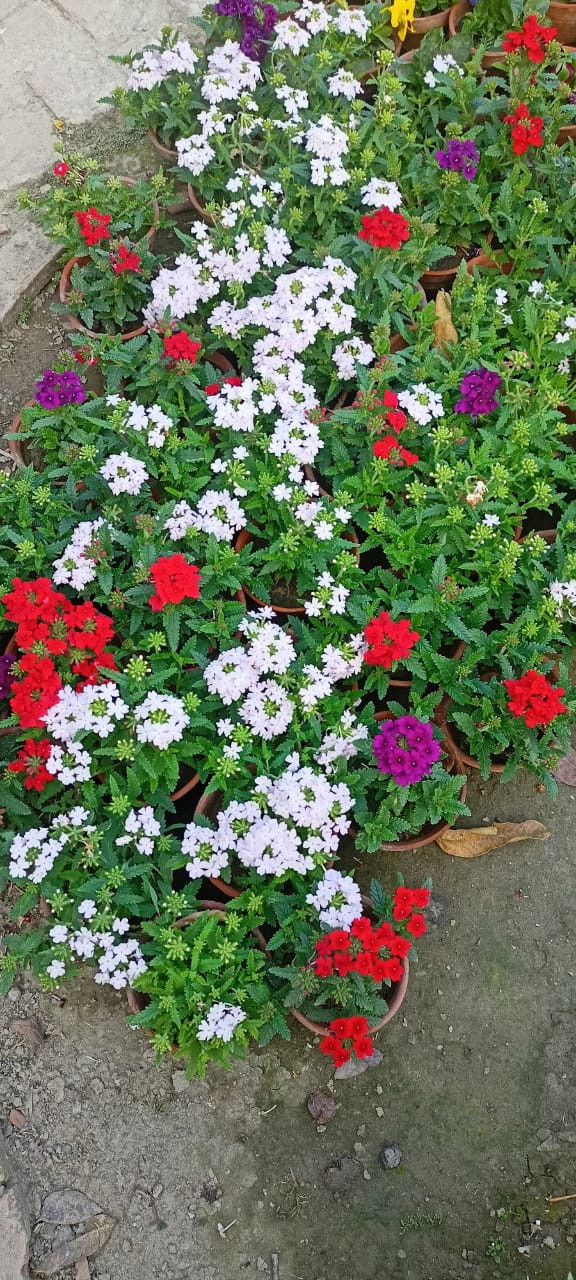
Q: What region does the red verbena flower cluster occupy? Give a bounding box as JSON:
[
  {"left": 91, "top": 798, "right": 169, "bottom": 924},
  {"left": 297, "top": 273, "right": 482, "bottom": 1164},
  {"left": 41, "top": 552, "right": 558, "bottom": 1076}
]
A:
[
  {"left": 504, "top": 103, "right": 544, "bottom": 155},
  {"left": 109, "top": 244, "right": 142, "bottom": 275},
  {"left": 363, "top": 611, "right": 420, "bottom": 669},
  {"left": 392, "top": 886, "right": 430, "bottom": 937},
  {"left": 162, "top": 331, "right": 203, "bottom": 365},
  {"left": 503, "top": 670, "right": 567, "bottom": 728},
  {"left": 358, "top": 206, "right": 410, "bottom": 250},
  {"left": 373, "top": 435, "right": 419, "bottom": 466},
  {"left": 74, "top": 207, "right": 112, "bottom": 246},
  {"left": 149, "top": 555, "right": 201, "bottom": 611},
  {"left": 369, "top": 389, "right": 408, "bottom": 434},
  {"left": 53, "top": 162, "right": 69, "bottom": 178},
  {"left": 319, "top": 1016, "right": 374, "bottom": 1067},
  {"left": 502, "top": 16, "right": 557, "bottom": 63},
  {"left": 1, "top": 578, "right": 116, "bottom": 730},
  {"left": 314, "top": 915, "right": 413, "bottom": 982},
  {"left": 8, "top": 738, "right": 52, "bottom": 792}
]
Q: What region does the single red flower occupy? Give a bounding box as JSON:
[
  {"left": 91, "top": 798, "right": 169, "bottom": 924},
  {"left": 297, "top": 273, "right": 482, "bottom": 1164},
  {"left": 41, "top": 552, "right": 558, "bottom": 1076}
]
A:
[
  {"left": 73, "top": 347, "right": 98, "bottom": 365},
  {"left": 74, "top": 207, "right": 112, "bottom": 246},
  {"left": 350, "top": 917, "right": 373, "bottom": 945},
  {"left": 149, "top": 555, "right": 201, "bottom": 611},
  {"left": 386, "top": 409, "right": 408, "bottom": 433},
  {"left": 352, "top": 1035, "right": 374, "bottom": 1059},
  {"left": 314, "top": 955, "right": 333, "bottom": 978},
  {"left": 205, "top": 382, "right": 221, "bottom": 395},
  {"left": 389, "top": 934, "right": 412, "bottom": 959},
  {"left": 392, "top": 886, "right": 415, "bottom": 920},
  {"left": 373, "top": 435, "right": 419, "bottom": 466},
  {"left": 328, "top": 929, "right": 351, "bottom": 951},
  {"left": 319, "top": 1034, "right": 341, "bottom": 1058},
  {"left": 110, "top": 244, "right": 142, "bottom": 275},
  {"left": 411, "top": 888, "right": 431, "bottom": 909},
  {"left": 8, "top": 738, "right": 52, "bottom": 791},
  {"left": 358, "top": 206, "right": 410, "bottom": 250},
  {"left": 53, "top": 162, "right": 69, "bottom": 178},
  {"left": 381, "top": 957, "right": 404, "bottom": 982},
  {"left": 354, "top": 952, "right": 376, "bottom": 978},
  {"left": 382, "top": 390, "right": 399, "bottom": 409},
  {"left": 364, "top": 611, "right": 420, "bottom": 669},
  {"left": 332, "top": 1045, "right": 351, "bottom": 1068},
  {"left": 406, "top": 913, "right": 427, "bottom": 938},
  {"left": 331, "top": 1017, "right": 353, "bottom": 1039},
  {"left": 332, "top": 951, "right": 354, "bottom": 977},
  {"left": 348, "top": 1016, "right": 370, "bottom": 1038}
]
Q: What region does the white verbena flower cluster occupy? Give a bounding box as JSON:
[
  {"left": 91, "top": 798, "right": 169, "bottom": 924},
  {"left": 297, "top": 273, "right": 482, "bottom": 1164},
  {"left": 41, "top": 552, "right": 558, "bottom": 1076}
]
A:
[
  {"left": 127, "top": 39, "right": 198, "bottom": 91},
  {"left": 100, "top": 452, "right": 149, "bottom": 496},
  {"left": 306, "top": 868, "right": 363, "bottom": 929},
  {"left": 398, "top": 383, "right": 445, "bottom": 426},
  {"left": 115, "top": 807, "right": 161, "bottom": 858},
  {"left": 197, "top": 1000, "right": 246, "bottom": 1042},
  {"left": 9, "top": 807, "right": 94, "bottom": 884},
  {"left": 52, "top": 518, "right": 106, "bottom": 591}
]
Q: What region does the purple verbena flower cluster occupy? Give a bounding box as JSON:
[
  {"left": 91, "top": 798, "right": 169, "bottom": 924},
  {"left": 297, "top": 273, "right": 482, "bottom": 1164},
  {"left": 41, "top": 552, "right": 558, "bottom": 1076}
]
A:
[
  {"left": 0, "top": 653, "right": 16, "bottom": 700},
  {"left": 35, "top": 370, "right": 86, "bottom": 410},
  {"left": 455, "top": 368, "right": 501, "bottom": 417},
  {"left": 435, "top": 138, "right": 480, "bottom": 180},
  {"left": 215, "top": 0, "right": 277, "bottom": 60},
  {"left": 372, "top": 716, "right": 441, "bottom": 787}
]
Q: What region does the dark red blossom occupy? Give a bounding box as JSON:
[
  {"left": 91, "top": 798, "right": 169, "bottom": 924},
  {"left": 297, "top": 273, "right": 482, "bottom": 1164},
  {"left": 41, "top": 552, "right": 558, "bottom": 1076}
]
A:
[
  {"left": 503, "top": 670, "right": 567, "bottom": 728},
  {"left": 110, "top": 244, "right": 142, "bottom": 275},
  {"left": 363, "top": 611, "right": 420, "bottom": 669},
  {"left": 8, "top": 738, "right": 52, "bottom": 792},
  {"left": 502, "top": 16, "right": 557, "bottom": 63},
  {"left": 74, "top": 207, "right": 112, "bottom": 246},
  {"left": 149, "top": 555, "right": 201, "bottom": 611},
  {"left": 504, "top": 103, "right": 544, "bottom": 155}
]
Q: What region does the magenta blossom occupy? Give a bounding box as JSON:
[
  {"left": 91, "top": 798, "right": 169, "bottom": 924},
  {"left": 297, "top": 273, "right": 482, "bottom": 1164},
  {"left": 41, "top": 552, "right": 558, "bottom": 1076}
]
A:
[
  {"left": 373, "top": 716, "right": 441, "bottom": 786},
  {"left": 435, "top": 138, "right": 480, "bottom": 181},
  {"left": 455, "top": 368, "right": 501, "bottom": 417},
  {"left": 35, "top": 369, "right": 86, "bottom": 410}
]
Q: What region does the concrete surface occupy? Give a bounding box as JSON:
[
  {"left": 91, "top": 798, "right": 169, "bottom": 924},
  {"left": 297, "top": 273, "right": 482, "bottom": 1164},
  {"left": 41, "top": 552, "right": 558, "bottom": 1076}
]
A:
[{"left": 0, "top": 0, "right": 205, "bottom": 328}]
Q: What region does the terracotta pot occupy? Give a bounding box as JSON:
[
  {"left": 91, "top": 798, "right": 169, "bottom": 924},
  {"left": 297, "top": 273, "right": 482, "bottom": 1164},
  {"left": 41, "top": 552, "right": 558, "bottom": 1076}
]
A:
[
  {"left": 420, "top": 233, "right": 496, "bottom": 293},
  {"left": 147, "top": 127, "right": 178, "bottom": 164},
  {"left": 547, "top": 1, "right": 576, "bottom": 46},
  {"left": 187, "top": 184, "right": 216, "bottom": 227},
  {"left": 524, "top": 527, "right": 558, "bottom": 546},
  {"left": 206, "top": 350, "right": 235, "bottom": 376},
  {"left": 7, "top": 402, "right": 32, "bottom": 469},
  {"left": 59, "top": 256, "right": 148, "bottom": 341},
  {"left": 448, "top": 2, "right": 506, "bottom": 66},
  {"left": 371, "top": 710, "right": 468, "bottom": 848},
  {"left": 291, "top": 957, "right": 409, "bottom": 1037},
  {"left": 170, "top": 769, "right": 200, "bottom": 805},
  {"left": 400, "top": 6, "right": 452, "bottom": 50},
  {"left": 234, "top": 527, "right": 359, "bottom": 618},
  {"left": 557, "top": 121, "right": 576, "bottom": 144},
  {"left": 434, "top": 693, "right": 505, "bottom": 775}
]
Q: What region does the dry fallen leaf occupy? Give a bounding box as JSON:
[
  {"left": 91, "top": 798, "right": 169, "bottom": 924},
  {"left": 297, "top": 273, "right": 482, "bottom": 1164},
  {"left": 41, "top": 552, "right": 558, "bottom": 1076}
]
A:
[
  {"left": 553, "top": 750, "right": 576, "bottom": 786},
  {"left": 9, "top": 1016, "right": 45, "bottom": 1046},
  {"left": 39, "top": 1190, "right": 105, "bottom": 1225},
  {"left": 32, "top": 1215, "right": 114, "bottom": 1276},
  {"left": 75, "top": 1259, "right": 91, "bottom": 1280},
  {"left": 9, "top": 1107, "right": 27, "bottom": 1128},
  {"left": 436, "top": 820, "right": 550, "bottom": 859},
  {"left": 433, "top": 290, "right": 457, "bottom": 352}
]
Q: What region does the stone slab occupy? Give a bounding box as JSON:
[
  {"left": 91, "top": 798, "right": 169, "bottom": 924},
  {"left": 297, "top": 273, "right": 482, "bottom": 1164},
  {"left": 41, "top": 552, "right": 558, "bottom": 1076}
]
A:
[
  {"left": 0, "top": 1130, "right": 30, "bottom": 1280},
  {"left": 0, "top": 204, "right": 61, "bottom": 330}
]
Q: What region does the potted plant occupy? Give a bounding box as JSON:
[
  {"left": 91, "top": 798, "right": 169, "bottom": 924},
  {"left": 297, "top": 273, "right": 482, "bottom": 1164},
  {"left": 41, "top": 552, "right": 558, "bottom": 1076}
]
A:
[
  {"left": 266, "top": 873, "right": 430, "bottom": 1048},
  {"left": 58, "top": 228, "right": 161, "bottom": 339},
  {"left": 18, "top": 154, "right": 165, "bottom": 255},
  {"left": 126, "top": 891, "right": 284, "bottom": 1075}
]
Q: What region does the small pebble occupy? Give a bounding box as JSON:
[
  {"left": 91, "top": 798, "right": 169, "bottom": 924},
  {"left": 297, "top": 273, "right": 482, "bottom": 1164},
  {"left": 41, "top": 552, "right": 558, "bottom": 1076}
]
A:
[
  {"left": 543, "top": 1237, "right": 555, "bottom": 1249},
  {"left": 375, "top": 1107, "right": 384, "bottom": 1118},
  {"left": 378, "top": 1143, "right": 402, "bottom": 1170},
  {"left": 376, "top": 1085, "right": 383, "bottom": 1095},
  {"left": 363, "top": 1169, "right": 371, "bottom": 1181},
  {"left": 398, "top": 1250, "right": 407, "bottom": 1260}
]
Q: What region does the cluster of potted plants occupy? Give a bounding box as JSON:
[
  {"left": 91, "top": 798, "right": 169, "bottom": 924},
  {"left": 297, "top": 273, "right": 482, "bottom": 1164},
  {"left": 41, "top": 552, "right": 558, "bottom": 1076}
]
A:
[{"left": 1, "top": 0, "right": 575, "bottom": 1076}]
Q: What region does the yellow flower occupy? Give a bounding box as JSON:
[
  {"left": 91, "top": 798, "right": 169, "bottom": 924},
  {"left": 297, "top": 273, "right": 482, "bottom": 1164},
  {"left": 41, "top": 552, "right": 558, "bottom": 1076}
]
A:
[{"left": 387, "top": 0, "right": 415, "bottom": 40}]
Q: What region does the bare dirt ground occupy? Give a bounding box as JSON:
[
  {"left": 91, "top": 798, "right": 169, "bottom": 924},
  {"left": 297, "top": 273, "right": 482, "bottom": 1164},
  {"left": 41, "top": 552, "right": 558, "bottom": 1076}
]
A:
[{"left": 1, "top": 304, "right": 576, "bottom": 1280}]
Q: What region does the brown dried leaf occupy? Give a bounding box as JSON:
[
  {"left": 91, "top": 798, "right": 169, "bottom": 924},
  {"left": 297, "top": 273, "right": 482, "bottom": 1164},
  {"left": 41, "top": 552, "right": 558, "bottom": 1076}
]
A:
[
  {"left": 9, "top": 1016, "right": 45, "bottom": 1046},
  {"left": 9, "top": 1107, "right": 27, "bottom": 1128},
  {"left": 39, "top": 1190, "right": 105, "bottom": 1225},
  {"left": 32, "top": 1216, "right": 114, "bottom": 1276},
  {"left": 433, "top": 290, "right": 457, "bottom": 352},
  {"left": 553, "top": 750, "right": 576, "bottom": 786},
  {"left": 436, "top": 820, "right": 550, "bottom": 858},
  {"left": 75, "top": 1259, "right": 91, "bottom": 1280}
]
